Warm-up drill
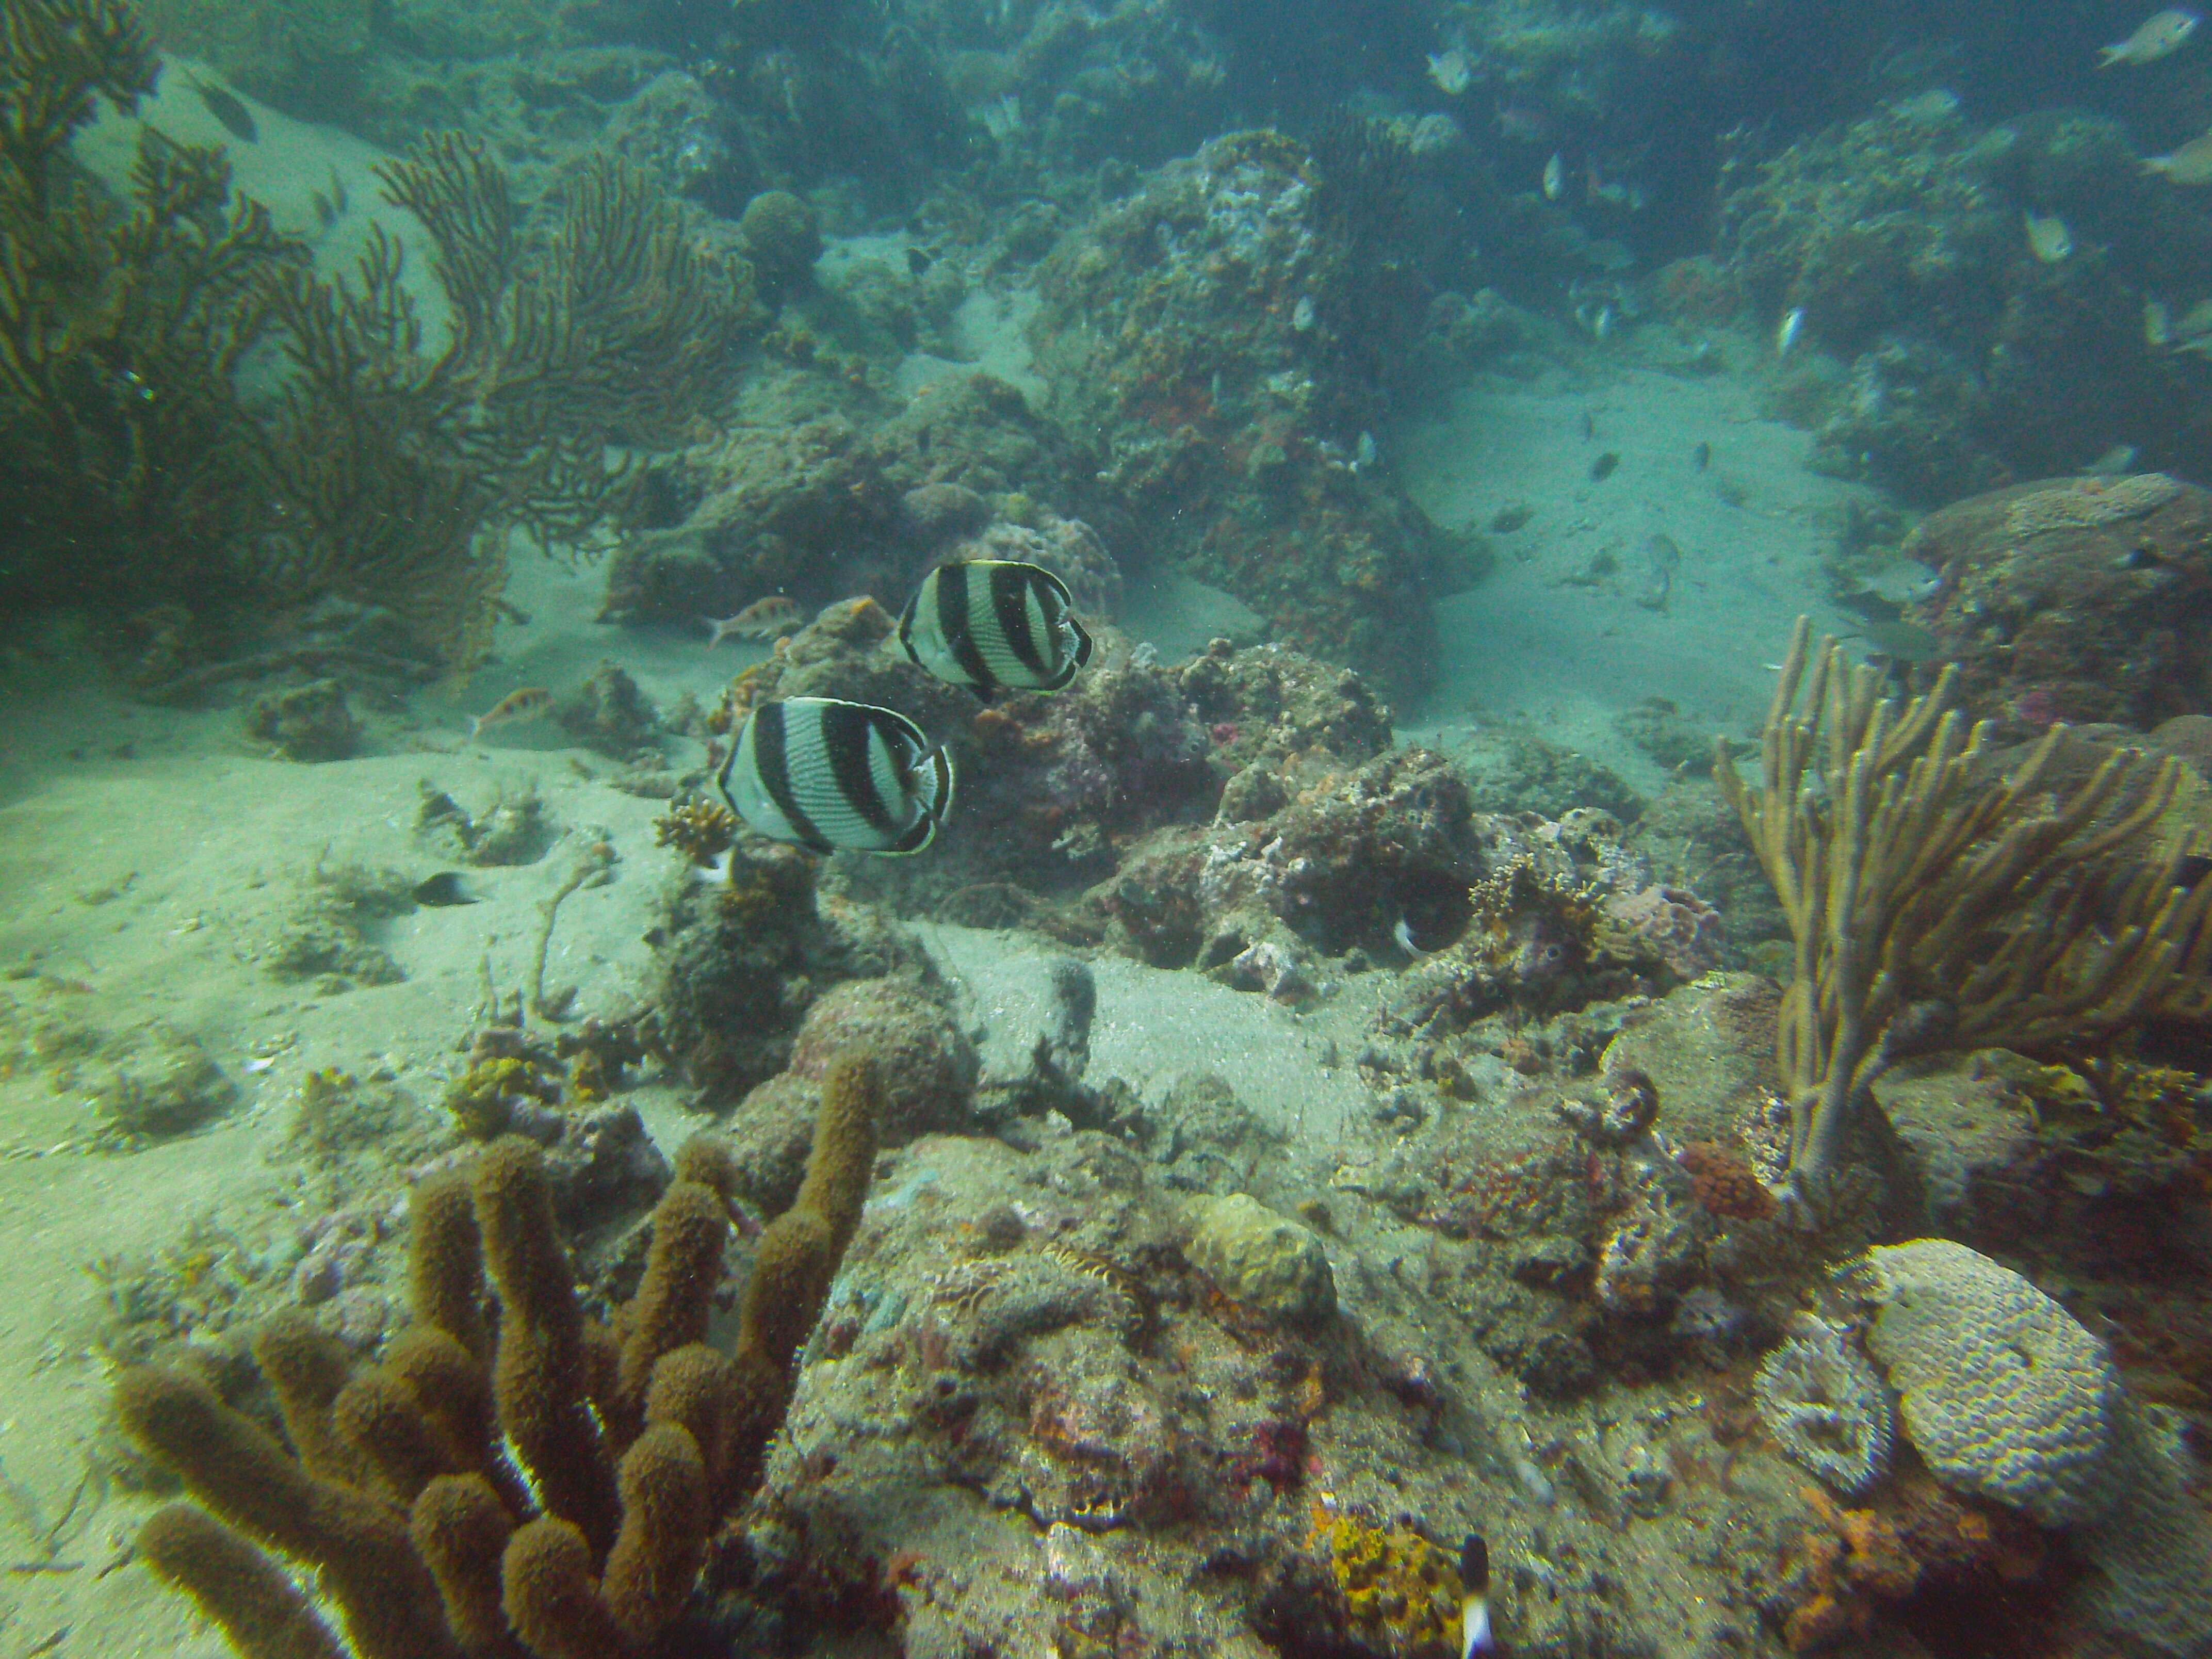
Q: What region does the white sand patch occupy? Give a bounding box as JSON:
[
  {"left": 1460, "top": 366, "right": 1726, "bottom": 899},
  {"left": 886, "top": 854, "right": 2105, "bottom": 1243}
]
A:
[{"left": 1395, "top": 351, "right": 1878, "bottom": 788}]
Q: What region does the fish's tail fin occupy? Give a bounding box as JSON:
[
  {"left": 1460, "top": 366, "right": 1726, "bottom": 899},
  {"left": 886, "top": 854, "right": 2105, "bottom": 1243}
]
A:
[
  {"left": 466, "top": 715, "right": 483, "bottom": 740},
  {"left": 2098, "top": 44, "right": 2124, "bottom": 66}
]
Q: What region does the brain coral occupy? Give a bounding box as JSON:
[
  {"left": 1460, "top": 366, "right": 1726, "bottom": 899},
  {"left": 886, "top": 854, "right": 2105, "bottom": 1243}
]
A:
[
  {"left": 1856, "top": 1239, "right": 2117, "bottom": 1526},
  {"left": 1754, "top": 1313, "right": 1894, "bottom": 1497},
  {"left": 1856, "top": 1239, "right": 2212, "bottom": 1656}
]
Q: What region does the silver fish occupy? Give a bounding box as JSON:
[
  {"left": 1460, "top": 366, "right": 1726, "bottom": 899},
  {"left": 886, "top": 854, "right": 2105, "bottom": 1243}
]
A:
[
  {"left": 718, "top": 697, "right": 953, "bottom": 855},
  {"left": 1542, "top": 152, "right": 1566, "bottom": 200},
  {"left": 899, "top": 559, "right": 1093, "bottom": 693},
  {"left": 2101, "top": 7, "right": 2199, "bottom": 66},
  {"left": 2024, "top": 210, "right": 2072, "bottom": 263}
]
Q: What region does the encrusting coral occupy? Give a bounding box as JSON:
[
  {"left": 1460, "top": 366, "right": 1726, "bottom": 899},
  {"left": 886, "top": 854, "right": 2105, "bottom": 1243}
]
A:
[
  {"left": 1716, "top": 616, "right": 2212, "bottom": 1216},
  {"left": 114, "top": 1052, "right": 884, "bottom": 1657}
]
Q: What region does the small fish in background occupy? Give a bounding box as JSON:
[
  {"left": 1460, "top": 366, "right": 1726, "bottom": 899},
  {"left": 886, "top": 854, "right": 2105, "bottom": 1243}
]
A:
[
  {"left": 1691, "top": 441, "right": 1712, "bottom": 471},
  {"left": 2100, "top": 7, "right": 2199, "bottom": 66},
  {"left": 2085, "top": 442, "right": 2140, "bottom": 475},
  {"left": 705, "top": 595, "right": 803, "bottom": 645},
  {"left": 717, "top": 697, "right": 954, "bottom": 855},
  {"left": 1542, "top": 152, "right": 1567, "bottom": 201},
  {"left": 1589, "top": 451, "right": 1620, "bottom": 482},
  {"left": 1496, "top": 104, "right": 1544, "bottom": 142},
  {"left": 468, "top": 686, "right": 552, "bottom": 739},
  {"left": 2167, "top": 296, "right": 2212, "bottom": 355},
  {"left": 1889, "top": 87, "right": 1961, "bottom": 124},
  {"left": 1776, "top": 306, "right": 1807, "bottom": 357},
  {"left": 411, "top": 872, "right": 476, "bottom": 907},
  {"left": 1580, "top": 411, "right": 1597, "bottom": 440},
  {"left": 186, "top": 74, "right": 258, "bottom": 143},
  {"left": 2141, "top": 129, "right": 2212, "bottom": 183},
  {"left": 1585, "top": 165, "right": 1645, "bottom": 211},
  {"left": 906, "top": 247, "right": 933, "bottom": 276},
  {"left": 1634, "top": 532, "right": 1681, "bottom": 611},
  {"left": 2023, "top": 210, "right": 2073, "bottom": 263},
  {"left": 1427, "top": 49, "right": 1472, "bottom": 95},
  {"left": 899, "top": 559, "right": 1094, "bottom": 693},
  {"left": 1459, "top": 1534, "right": 1495, "bottom": 1658}
]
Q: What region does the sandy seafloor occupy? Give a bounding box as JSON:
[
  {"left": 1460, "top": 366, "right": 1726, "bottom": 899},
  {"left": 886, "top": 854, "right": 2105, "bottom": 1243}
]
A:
[{"left": 0, "top": 68, "right": 1893, "bottom": 1657}]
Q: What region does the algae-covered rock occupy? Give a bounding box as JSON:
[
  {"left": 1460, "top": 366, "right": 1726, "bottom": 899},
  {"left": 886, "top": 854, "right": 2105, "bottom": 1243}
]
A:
[
  {"left": 245, "top": 679, "right": 361, "bottom": 761},
  {"left": 85, "top": 1021, "right": 236, "bottom": 1138},
  {"left": 555, "top": 660, "right": 661, "bottom": 760},
  {"left": 1904, "top": 473, "right": 2212, "bottom": 735},
  {"left": 1185, "top": 1192, "right": 1335, "bottom": 1323}
]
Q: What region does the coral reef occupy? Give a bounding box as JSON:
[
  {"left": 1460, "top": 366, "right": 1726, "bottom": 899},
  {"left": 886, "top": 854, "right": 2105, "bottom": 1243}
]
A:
[
  {"left": 647, "top": 833, "right": 926, "bottom": 1106},
  {"left": 1753, "top": 1312, "right": 1893, "bottom": 1497},
  {"left": 1185, "top": 1193, "right": 1336, "bottom": 1325},
  {"left": 1720, "top": 103, "right": 2212, "bottom": 497},
  {"left": 416, "top": 780, "right": 555, "bottom": 867},
  {"left": 711, "top": 971, "right": 977, "bottom": 1217},
  {"left": 244, "top": 679, "right": 362, "bottom": 761},
  {"left": 554, "top": 661, "right": 662, "bottom": 760},
  {"left": 1852, "top": 1237, "right": 2212, "bottom": 1656},
  {"left": 1904, "top": 473, "right": 2212, "bottom": 736},
  {"left": 116, "top": 1051, "right": 882, "bottom": 1657},
  {"left": 1029, "top": 131, "right": 1452, "bottom": 695},
  {"left": 1716, "top": 617, "right": 2212, "bottom": 1214}
]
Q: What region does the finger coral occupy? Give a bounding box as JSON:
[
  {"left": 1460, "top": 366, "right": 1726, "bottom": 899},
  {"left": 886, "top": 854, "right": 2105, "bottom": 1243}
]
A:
[{"left": 116, "top": 1049, "right": 883, "bottom": 1656}]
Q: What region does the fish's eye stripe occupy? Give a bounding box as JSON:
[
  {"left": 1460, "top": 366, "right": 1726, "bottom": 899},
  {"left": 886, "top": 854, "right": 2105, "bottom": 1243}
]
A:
[
  {"left": 822, "top": 703, "right": 903, "bottom": 838},
  {"left": 751, "top": 703, "right": 836, "bottom": 854},
  {"left": 991, "top": 563, "right": 1052, "bottom": 680}
]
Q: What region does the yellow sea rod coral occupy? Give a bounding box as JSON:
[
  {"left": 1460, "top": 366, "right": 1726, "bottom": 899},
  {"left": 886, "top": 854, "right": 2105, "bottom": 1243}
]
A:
[{"left": 1309, "top": 1506, "right": 1465, "bottom": 1658}]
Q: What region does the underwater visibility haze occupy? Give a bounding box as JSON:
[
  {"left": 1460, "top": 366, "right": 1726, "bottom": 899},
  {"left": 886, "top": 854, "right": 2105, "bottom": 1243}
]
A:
[{"left": 13, "top": 0, "right": 2212, "bottom": 1654}]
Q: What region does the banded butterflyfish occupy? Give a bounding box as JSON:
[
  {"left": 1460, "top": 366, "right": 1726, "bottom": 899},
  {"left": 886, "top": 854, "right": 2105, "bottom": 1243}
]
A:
[
  {"left": 1460, "top": 1533, "right": 1494, "bottom": 1658},
  {"left": 717, "top": 697, "right": 954, "bottom": 855},
  {"left": 897, "top": 559, "right": 1094, "bottom": 693}
]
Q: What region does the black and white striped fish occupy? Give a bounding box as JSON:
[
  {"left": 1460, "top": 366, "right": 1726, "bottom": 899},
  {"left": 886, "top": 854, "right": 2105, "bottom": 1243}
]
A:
[
  {"left": 716, "top": 697, "right": 954, "bottom": 855},
  {"left": 897, "top": 559, "right": 1094, "bottom": 693},
  {"left": 1459, "top": 1533, "right": 1495, "bottom": 1658}
]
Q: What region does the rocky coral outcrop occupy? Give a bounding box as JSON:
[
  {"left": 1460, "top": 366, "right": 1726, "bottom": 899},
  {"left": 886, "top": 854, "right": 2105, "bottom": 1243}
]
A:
[
  {"left": 1723, "top": 103, "right": 2212, "bottom": 498},
  {"left": 1029, "top": 131, "right": 1452, "bottom": 695},
  {"left": 1854, "top": 1238, "right": 2212, "bottom": 1657},
  {"left": 1904, "top": 473, "right": 2212, "bottom": 734}
]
